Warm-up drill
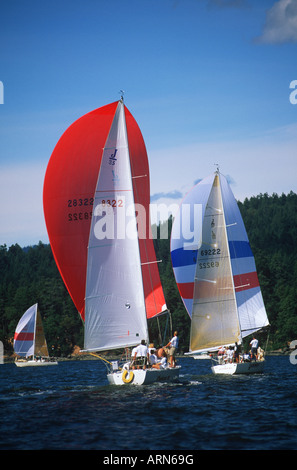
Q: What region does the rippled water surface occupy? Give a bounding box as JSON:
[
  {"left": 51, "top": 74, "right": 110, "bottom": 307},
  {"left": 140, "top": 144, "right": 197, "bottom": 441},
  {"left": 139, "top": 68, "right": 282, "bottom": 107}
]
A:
[{"left": 1, "top": 356, "right": 297, "bottom": 450}]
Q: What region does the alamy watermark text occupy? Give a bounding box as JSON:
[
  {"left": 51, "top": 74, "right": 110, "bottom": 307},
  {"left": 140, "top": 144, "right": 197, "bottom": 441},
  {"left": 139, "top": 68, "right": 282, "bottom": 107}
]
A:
[
  {"left": 91, "top": 198, "right": 202, "bottom": 249},
  {"left": 289, "top": 80, "right": 297, "bottom": 104},
  {"left": 0, "top": 81, "right": 3, "bottom": 104}
]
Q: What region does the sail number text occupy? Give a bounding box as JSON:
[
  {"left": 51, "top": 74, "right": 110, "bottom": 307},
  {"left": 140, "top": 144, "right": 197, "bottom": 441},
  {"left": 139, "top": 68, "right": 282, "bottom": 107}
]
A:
[
  {"left": 200, "top": 248, "right": 221, "bottom": 256},
  {"left": 199, "top": 261, "right": 219, "bottom": 269},
  {"left": 67, "top": 198, "right": 124, "bottom": 222},
  {"left": 68, "top": 197, "right": 94, "bottom": 208},
  {"left": 67, "top": 197, "right": 93, "bottom": 222},
  {"left": 199, "top": 248, "right": 220, "bottom": 269},
  {"left": 100, "top": 199, "right": 124, "bottom": 208}
]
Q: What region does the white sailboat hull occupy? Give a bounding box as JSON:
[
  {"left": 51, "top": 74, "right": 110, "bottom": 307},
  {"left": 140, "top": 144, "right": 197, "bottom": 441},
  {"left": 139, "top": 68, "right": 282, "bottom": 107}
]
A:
[
  {"left": 211, "top": 360, "right": 265, "bottom": 375},
  {"left": 192, "top": 354, "right": 211, "bottom": 360},
  {"left": 107, "top": 365, "right": 181, "bottom": 386},
  {"left": 15, "top": 360, "right": 58, "bottom": 367}
]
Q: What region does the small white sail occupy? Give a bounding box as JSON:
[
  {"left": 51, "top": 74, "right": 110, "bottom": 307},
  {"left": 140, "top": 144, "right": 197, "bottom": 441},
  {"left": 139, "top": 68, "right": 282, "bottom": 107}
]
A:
[
  {"left": 14, "top": 304, "right": 37, "bottom": 357},
  {"left": 14, "top": 304, "right": 50, "bottom": 358}
]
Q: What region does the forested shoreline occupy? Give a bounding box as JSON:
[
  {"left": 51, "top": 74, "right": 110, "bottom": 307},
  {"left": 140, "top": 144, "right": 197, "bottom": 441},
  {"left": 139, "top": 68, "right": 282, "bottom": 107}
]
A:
[{"left": 1, "top": 191, "right": 297, "bottom": 357}]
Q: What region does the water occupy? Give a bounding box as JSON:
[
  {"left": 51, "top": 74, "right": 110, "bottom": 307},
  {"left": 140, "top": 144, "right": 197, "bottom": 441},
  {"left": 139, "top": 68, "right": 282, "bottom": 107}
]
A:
[{"left": 1, "top": 356, "right": 297, "bottom": 451}]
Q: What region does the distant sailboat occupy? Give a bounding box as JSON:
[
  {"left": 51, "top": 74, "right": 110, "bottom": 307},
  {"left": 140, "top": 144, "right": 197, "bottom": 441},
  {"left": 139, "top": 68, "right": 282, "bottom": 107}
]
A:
[
  {"left": 14, "top": 304, "right": 58, "bottom": 367},
  {"left": 171, "top": 168, "right": 269, "bottom": 375},
  {"left": 43, "top": 99, "right": 180, "bottom": 385}
]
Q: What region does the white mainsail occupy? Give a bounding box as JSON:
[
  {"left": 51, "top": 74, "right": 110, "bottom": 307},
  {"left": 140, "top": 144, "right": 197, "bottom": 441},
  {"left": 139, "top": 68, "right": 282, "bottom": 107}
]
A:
[
  {"left": 84, "top": 101, "right": 149, "bottom": 352},
  {"left": 190, "top": 173, "right": 241, "bottom": 353}
]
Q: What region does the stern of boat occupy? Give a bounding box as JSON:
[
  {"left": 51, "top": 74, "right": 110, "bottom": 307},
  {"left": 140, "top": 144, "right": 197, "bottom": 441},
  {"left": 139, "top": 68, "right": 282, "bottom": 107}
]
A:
[{"left": 212, "top": 360, "right": 265, "bottom": 375}]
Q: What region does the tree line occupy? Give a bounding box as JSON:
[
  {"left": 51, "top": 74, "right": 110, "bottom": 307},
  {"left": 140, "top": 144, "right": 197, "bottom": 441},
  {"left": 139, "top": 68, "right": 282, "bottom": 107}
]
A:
[{"left": 1, "top": 191, "right": 296, "bottom": 357}]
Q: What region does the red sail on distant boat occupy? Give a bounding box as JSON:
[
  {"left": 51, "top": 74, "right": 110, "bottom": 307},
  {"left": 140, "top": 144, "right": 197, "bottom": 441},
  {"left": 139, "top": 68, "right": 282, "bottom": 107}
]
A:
[{"left": 43, "top": 100, "right": 167, "bottom": 332}]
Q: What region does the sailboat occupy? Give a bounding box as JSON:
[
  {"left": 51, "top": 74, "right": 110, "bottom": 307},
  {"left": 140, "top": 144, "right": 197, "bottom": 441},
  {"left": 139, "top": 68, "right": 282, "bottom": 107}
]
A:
[
  {"left": 43, "top": 98, "right": 180, "bottom": 385},
  {"left": 14, "top": 304, "right": 58, "bottom": 367},
  {"left": 170, "top": 168, "right": 269, "bottom": 375}
]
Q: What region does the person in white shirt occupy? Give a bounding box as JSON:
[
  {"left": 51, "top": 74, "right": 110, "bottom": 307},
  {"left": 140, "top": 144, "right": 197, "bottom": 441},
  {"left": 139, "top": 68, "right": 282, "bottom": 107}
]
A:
[
  {"left": 250, "top": 337, "right": 259, "bottom": 360},
  {"left": 133, "top": 340, "right": 149, "bottom": 369},
  {"left": 149, "top": 349, "right": 158, "bottom": 366},
  {"left": 227, "top": 347, "right": 234, "bottom": 363},
  {"left": 152, "top": 350, "right": 168, "bottom": 369},
  {"left": 165, "top": 331, "right": 179, "bottom": 368}
]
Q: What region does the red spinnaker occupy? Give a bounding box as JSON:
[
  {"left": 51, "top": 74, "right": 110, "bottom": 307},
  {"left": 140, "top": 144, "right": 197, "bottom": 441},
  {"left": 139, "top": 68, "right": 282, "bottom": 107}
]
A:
[{"left": 43, "top": 101, "right": 166, "bottom": 321}]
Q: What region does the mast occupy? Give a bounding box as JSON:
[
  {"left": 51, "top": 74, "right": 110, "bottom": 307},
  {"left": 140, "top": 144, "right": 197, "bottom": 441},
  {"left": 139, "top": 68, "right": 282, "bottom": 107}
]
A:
[
  {"left": 217, "top": 170, "right": 242, "bottom": 345},
  {"left": 123, "top": 100, "right": 149, "bottom": 345},
  {"left": 32, "top": 304, "right": 37, "bottom": 360}
]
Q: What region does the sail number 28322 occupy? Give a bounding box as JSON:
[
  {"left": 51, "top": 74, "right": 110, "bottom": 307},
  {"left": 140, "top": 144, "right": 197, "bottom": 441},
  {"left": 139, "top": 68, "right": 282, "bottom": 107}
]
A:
[{"left": 67, "top": 197, "right": 124, "bottom": 222}]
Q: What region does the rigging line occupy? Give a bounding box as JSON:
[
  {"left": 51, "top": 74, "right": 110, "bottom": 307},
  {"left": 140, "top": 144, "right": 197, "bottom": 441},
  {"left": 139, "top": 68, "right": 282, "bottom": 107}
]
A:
[
  {"left": 230, "top": 237, "right": 250, "bottom": 319},
  {"left": 128, "top": 138, "right": 159, "bottom": 320},
  {"left": 157, "top": 317, "right": 162, "bottom": 346},
  {"left": 162, "top": 314, "right": 169, "bottom": 346}
]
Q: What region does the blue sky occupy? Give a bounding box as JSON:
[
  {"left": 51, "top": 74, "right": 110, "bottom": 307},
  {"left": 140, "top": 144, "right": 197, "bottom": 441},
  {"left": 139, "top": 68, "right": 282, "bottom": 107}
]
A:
[{"left": 0, "top": 0, "right": 297, "bottom": 247}]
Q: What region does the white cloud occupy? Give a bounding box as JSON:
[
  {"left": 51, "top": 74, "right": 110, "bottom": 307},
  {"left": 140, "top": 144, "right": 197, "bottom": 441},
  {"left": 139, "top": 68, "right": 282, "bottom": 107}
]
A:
[
  {"left": 150, "top": 190, "right": 183, "bottom": 202},
  {"left": 257, "top": 0, "right": 297, "bottom": 44}
]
